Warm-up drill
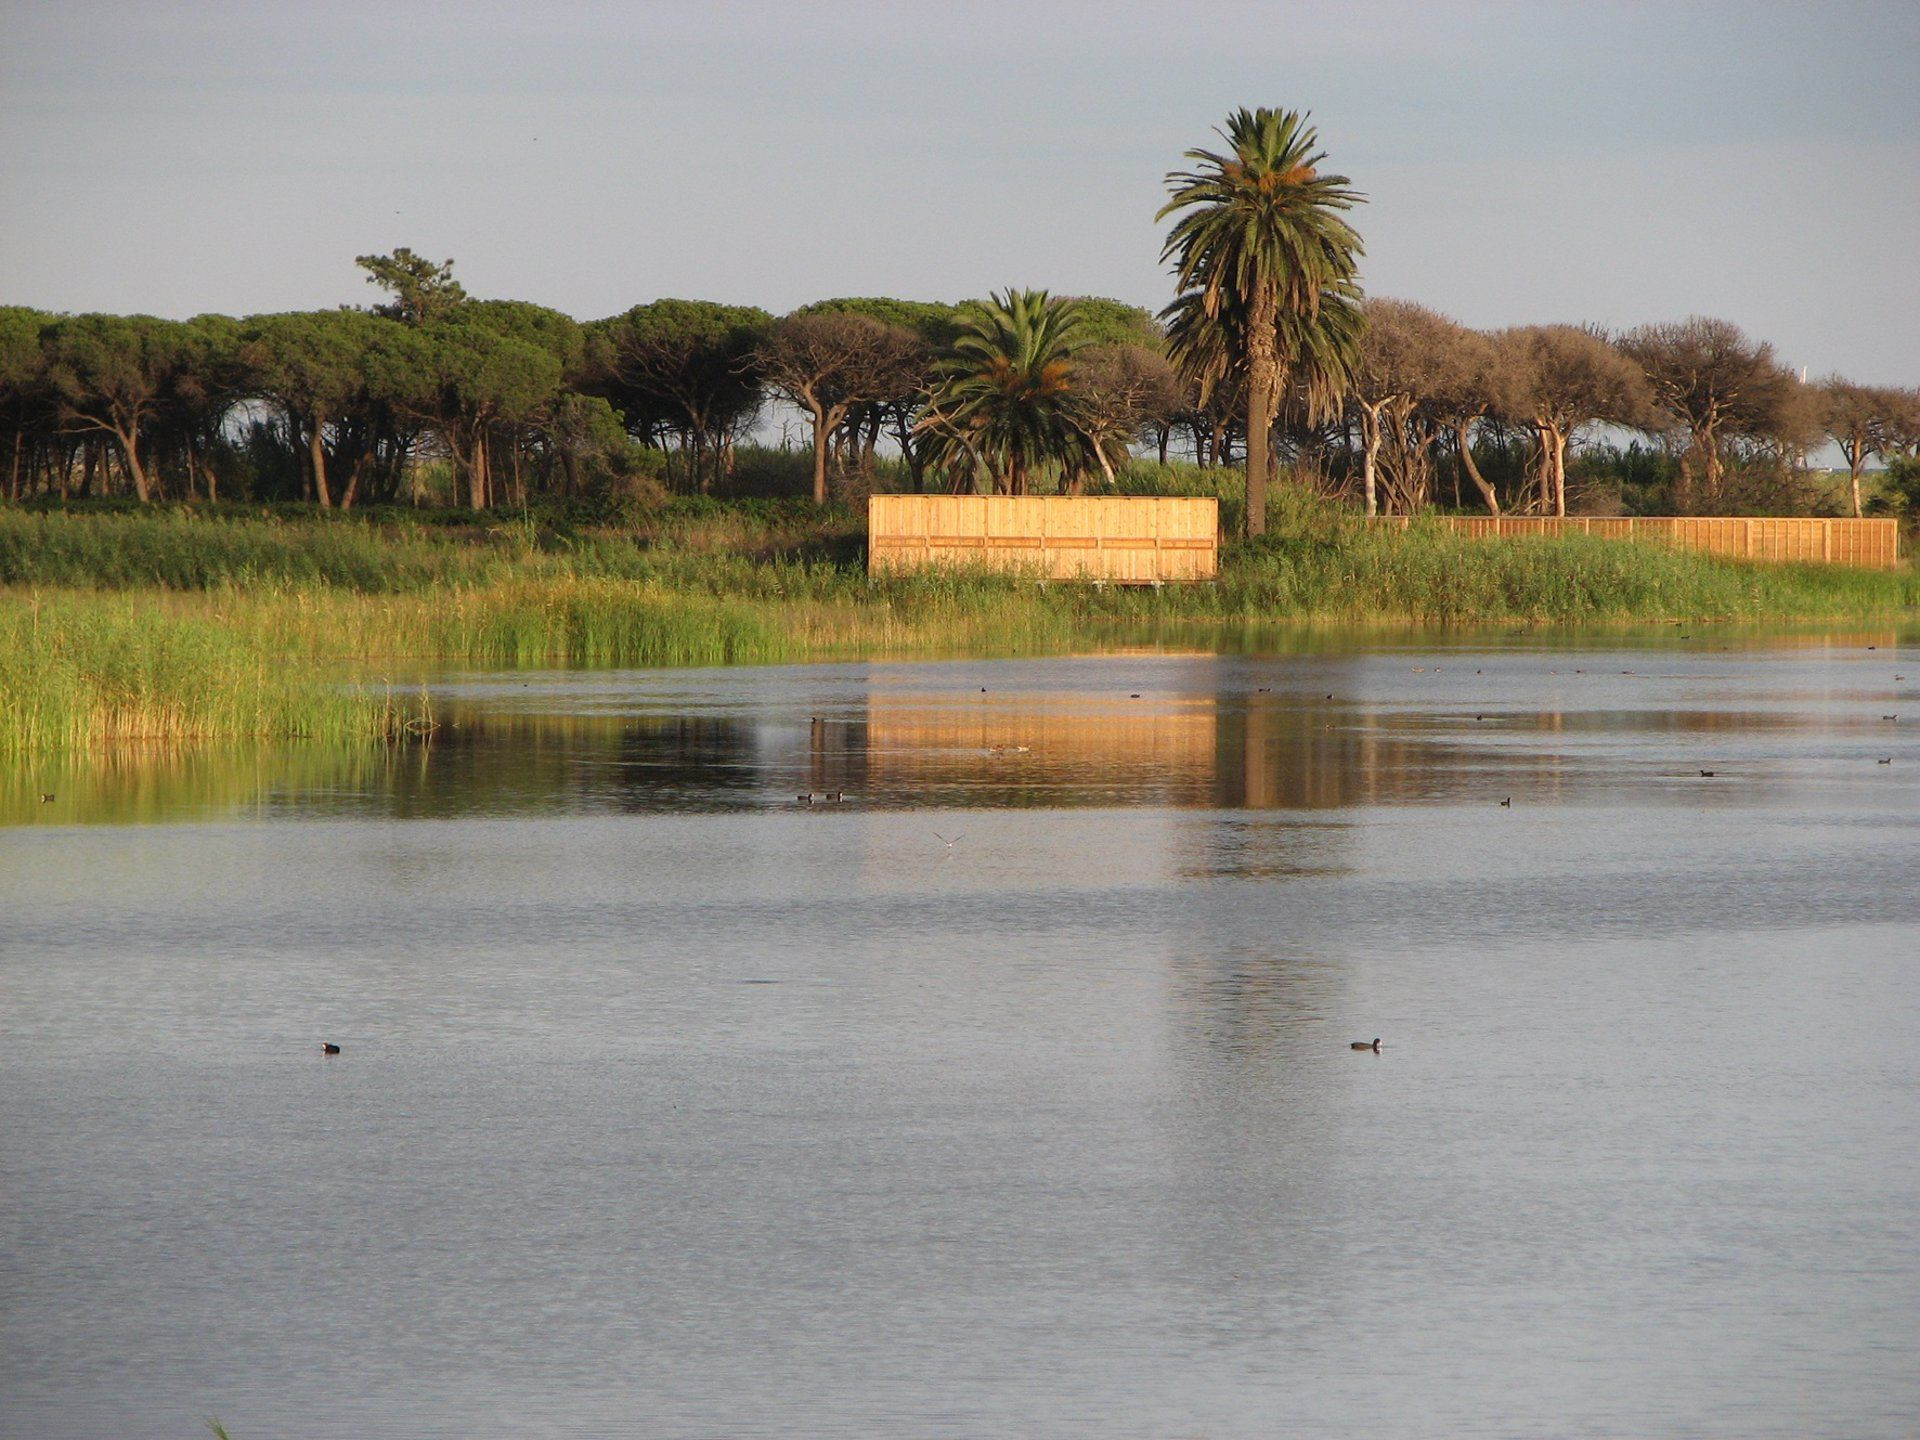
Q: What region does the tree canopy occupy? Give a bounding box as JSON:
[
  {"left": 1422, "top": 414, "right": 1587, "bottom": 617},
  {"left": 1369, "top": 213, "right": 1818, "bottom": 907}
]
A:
[
  {"left": 917, "top": 290, "right": 1115, "bottom": 495},
  {"left": 1, "top": 225, "right": 1911, "bottom": 519},
  {"left": 1160, "top": 106, "right": 1365, "bottom": 536}
]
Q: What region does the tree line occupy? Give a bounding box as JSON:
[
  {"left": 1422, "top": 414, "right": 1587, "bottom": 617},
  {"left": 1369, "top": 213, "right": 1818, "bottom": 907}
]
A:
[
  {"left": 3, "top": 111, "right": 1916, "bottom": 533},
  {"left": 0, "top": 254, "right": 1183, "bottom": 513}
]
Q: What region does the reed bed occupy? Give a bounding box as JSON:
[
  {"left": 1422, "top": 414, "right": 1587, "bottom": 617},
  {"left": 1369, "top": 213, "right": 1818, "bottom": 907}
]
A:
[
  {"left": 0, "top": 593, "right": 421, "bottom": 754},
  {"left": 0, "top": 502, "right": 865, "bottom": 591},
  {"left": 3, "top": 496, "right": 1914, "bottom": 754}
]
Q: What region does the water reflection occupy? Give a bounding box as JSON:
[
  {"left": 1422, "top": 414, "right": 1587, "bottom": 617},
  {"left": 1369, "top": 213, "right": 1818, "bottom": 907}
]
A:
[
  {"left": 6, "top": 637, "right": 1916, "bottom": 826},
  {"left": 4, "top": 636, "right": 1919, "bottom": 1439}
]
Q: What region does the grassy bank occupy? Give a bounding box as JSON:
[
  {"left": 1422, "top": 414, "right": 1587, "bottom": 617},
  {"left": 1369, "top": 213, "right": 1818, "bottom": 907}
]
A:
[
  {"left": 0, "top": 592, "right": 426, "bottom": 752},
  {"left": 2, "top": 495, "right": 1914, "bottom": 753},
  {"left": 0, "top": 498, "right": 865, "bottom": 590}
]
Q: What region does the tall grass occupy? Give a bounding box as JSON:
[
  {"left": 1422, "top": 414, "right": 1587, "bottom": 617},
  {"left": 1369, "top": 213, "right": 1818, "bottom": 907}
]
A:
[
  {"left": 0, "top": 501, "right": 865, "bottom": 591},
  {"left": 1208, "top": 513, "right": 1920, "bottom": 624},
  {"left": 3, "top": 492, "right": 1915, "bottom": 753},
  {"left": 0, "top": 592, "right": 424, "bottom": 754}
]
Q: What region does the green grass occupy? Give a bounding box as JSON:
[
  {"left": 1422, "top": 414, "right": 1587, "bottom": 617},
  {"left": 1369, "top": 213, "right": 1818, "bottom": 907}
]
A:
[
  {"left": 0, "top": 498, "right": 865, "bottom": 590},
  {"left": 0, "top": 590, "right": 425, "bottom": 753},
  {"left": 2, "top": 491, "right": 1915, "bottom": 754}
]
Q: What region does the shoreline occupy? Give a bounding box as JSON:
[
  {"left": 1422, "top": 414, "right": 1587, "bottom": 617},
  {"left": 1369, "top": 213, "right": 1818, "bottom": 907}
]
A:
[{"left": 3, "top": 499, "right": 1915, "bottom": 754}]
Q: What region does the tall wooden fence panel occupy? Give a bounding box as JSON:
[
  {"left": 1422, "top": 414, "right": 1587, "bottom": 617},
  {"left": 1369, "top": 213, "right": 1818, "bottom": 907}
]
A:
[
  {"left": 1374, "top": 515, "right": 1902, "bottom": 568},
  {"left": 869, "top": 496, "right": 1219, "bottom": 581}
]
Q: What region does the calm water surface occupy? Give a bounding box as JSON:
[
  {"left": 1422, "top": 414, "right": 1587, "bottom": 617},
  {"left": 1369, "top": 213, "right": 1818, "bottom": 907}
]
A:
[{"left": 3, "top": 635, "right": 1918, "bottom": 1438}]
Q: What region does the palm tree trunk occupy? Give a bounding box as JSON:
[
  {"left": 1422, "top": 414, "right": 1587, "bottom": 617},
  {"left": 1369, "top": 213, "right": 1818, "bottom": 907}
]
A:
[{"left": 1239, "top": 284, "right": 1281, "bottom": 535}]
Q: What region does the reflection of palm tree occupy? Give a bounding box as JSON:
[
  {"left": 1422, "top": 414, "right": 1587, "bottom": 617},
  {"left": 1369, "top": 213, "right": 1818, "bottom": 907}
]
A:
[
  {"left": 917, "top": 290, "right": 1113, "bottom": 495},
  {"left": 1159, "top": 108, "right": 1364, "bottom": 536}
]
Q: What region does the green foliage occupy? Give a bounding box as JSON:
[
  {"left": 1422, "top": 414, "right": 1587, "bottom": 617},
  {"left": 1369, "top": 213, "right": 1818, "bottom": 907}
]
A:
[
  {"left": 0, "top": 306, "right": 57, "bottom": 442},
  {"left": 0, "top": 589, "right": 420, "bottom": 753},
  {"left": 1565, "top": 440, "right": 1678, "bottom": 515},
  {"left": 5, "top": 489, "right": 1915, "bottom": 755},
  {"left": 1881, "top": 456, "right": 1920, "bottom": 518},
  {"left": 464, "top": 299, "right": 587, "bottom": 378},
  {"left": 0, "top": 495, "right": 874, "bottom": 589},
  {"left": 0, "top": 306, "right": 51, "bottom": 387},
  {"left": 241, "top": 310, "right": 379, "bottom": 421},
  {"left": 1159, "top": 107, "right": 1365, "bottom": 328},
  {"left": 920, "top": 289, "right": 1111, "bottom": 493},
  {"left": 590, "top": 299, "right": 772, "bottom": 491},
  {"left": 1159, "top": 107, "right": 1366, "bottom": 535},
  {"left": 354, "top": 247, "right": 467, "bottom": 325},
  {"left": 1061, "top": 297, "right": 1164, "bottom": 350},
  {"left": 42, "top": 314, "right": 186, "bottom": 423},
  {"left": 794, "top": 297, "right": 961, "bottom": 349}
]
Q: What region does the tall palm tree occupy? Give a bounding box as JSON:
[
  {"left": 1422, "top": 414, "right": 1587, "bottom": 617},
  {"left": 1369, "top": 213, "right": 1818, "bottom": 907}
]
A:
[
  {"left": 1159, "top": 107, "right": 1364, "bottom": 536},
  {"left": 1162, "top": 273, "right": 1363, "bottom": 433},
  {"left": 917, "top": 289, "right": 1113, "bottom": 495}
]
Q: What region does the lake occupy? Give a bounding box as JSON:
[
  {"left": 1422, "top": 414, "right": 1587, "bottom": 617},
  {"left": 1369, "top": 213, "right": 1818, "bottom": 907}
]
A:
[{"left": 3, "top": 633, "right": 1917, "bottom": 1438}]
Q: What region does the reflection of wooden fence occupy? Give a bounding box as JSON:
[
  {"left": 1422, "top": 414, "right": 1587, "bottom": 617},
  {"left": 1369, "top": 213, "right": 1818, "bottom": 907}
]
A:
[
  {"left": 866, "top": 703, "right": 1216, "bottom": 769},
  {"left": 862, "top": 698, "right": 1219, "bottom": 799},
  {"left": 869, "top": 496, "right": 1219, "bottom": 581},
  {"left": 1373, "top": 514, "right": 1902, "bottom": 568}
]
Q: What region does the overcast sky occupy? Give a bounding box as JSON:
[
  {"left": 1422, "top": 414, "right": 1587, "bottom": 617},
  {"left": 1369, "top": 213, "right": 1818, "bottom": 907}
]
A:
[{"left": 3, "top": 0, "right": 1915, "bottom": 383}]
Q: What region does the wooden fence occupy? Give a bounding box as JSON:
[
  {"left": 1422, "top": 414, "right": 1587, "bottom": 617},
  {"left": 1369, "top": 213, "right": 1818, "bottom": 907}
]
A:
[
  {"left": 1373, "top": 514, "right": 1903, "bottom": 568},
  {"left": 868, "top": 495, "right": 1219, "bottom": 581}
]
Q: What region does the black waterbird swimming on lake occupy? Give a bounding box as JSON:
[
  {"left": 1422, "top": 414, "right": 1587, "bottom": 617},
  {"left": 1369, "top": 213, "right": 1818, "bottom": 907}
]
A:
[
  {"left": 1351, "top": 1038, "right": 1381, "bottom": 1052},
  {"left": 321, "top": 1042, "right": 340, "bottom": 1055}
]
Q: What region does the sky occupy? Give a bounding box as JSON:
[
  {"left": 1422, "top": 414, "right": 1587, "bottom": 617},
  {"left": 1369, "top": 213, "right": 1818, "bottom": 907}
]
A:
[{"left": 2, "top": 0, "right": 1916, "bottom": 385}]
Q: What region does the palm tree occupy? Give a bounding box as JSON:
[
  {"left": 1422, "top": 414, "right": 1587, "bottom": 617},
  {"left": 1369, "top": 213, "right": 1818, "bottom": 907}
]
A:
[
  {"left": 1159, "top": 107, "right": 1364, "bottom": 536},
  {"left": 1162, "top": 273, "right": 1363, "bottom": 433},
  {"left": 916, "top": 289, "right": 1114, "bottom": 495}
]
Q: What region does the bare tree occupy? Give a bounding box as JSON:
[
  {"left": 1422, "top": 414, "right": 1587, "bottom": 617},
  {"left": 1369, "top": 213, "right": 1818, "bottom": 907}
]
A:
[
  {"left": 1422, "top": 324, "right": 1507, "bottom": 515},
  {"left": 1820, "top": 377, "right": 1906, "bottom": 517},
  {"left": 1347, "top": 299, "right": 1457, "bottom": 515},
  {"left": 1616, "top": 317, "right": 1797, "bottom": 512},
  {"left": 1888, "top": 389, "right": 1920, "bottom": 462},
  {"left": 1075, "top": 343, "right": 1183, "bottom": 489},
  {"left": 1496, "top": 325, "right": 1648, "bottom": 516},
  {"left": 757, "top": 312, "right": 916, "bottom": 505}
]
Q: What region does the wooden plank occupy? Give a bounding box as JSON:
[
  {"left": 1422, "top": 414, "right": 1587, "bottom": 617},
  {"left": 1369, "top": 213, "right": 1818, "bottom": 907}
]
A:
[
  {"left": 1377, "top": 514, "right": 1901, "bottom": 568},
  {"left": 867, "top": 495, "right": 1219, "bottom": 582}
]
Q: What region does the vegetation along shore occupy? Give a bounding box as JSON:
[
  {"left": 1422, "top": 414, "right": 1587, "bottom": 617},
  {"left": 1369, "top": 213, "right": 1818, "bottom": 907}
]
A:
[
  {"left": 4, "top": 105, "right": 1915, "bottom": 754},
  {"left": 3, "top": 488, "right": 1914, "bottom": 755}
]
